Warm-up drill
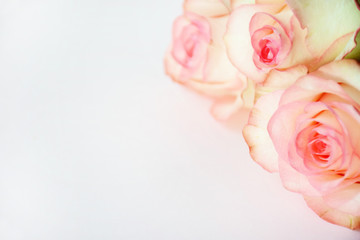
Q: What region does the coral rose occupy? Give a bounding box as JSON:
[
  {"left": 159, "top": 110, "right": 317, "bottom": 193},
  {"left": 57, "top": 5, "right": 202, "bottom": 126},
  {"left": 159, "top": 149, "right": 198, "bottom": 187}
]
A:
[{"left": 243, "top": 60, "right": 360, "bottom": 229}]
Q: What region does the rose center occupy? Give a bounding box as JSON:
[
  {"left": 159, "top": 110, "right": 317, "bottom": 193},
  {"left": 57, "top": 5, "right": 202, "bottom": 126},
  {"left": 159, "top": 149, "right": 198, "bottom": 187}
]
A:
[
  {"left": 184, "top": 33, "right": 199, "bottom": 58},
  {"left": 173, "top": 19, "right": 210, "bottom": 68},
  {"left": 309, "top": 137, "right": 331, "bottom": 162},
  {"left": 258, "top": 39, "right": 278, "bottom": 64},
  {"left": 260, "top": 46, "right": 274, "bottom": 63}
]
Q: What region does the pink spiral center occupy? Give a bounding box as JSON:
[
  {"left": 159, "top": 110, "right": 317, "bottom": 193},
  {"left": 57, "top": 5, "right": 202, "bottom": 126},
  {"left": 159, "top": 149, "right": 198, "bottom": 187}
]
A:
[{"left": 259, "top": 39, "right": 278, "bottom": 64}]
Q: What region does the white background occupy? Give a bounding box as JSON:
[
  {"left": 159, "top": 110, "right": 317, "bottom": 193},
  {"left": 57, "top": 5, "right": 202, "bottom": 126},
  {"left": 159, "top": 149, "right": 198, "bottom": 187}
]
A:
[{"left": 0, "top": 1, "right": 359, "bottom": 239}]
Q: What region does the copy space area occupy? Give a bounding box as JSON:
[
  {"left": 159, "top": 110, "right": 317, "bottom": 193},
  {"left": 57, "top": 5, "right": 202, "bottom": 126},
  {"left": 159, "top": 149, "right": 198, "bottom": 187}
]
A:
[{"left": 0, "top": 1, "right": 359, "bottom": 239}]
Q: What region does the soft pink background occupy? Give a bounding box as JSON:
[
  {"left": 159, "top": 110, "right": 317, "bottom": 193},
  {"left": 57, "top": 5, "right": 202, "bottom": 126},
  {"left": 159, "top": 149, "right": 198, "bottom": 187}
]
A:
[{"left": 0, "top": 0, "right": 359, "bottom": 239}]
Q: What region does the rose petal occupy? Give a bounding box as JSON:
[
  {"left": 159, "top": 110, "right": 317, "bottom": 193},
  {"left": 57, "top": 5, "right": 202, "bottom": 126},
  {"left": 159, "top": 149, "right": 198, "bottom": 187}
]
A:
[
  {"left": 323, "top": 184, "right": 360, "bottom": 217},
  {"left": 184, "top": 0, "right": 230, "bottom": 17},
  {"left": 211, "top": 94, "right": 244, "bottom": 120},
  {"left": 304, "top": 195, "right": 360, "bottom": 230},
  {"left": 202, "top": 16, "right": 239, "bottom": 83},
  {"left": 231, "top": 0, "right": 256, "bottom": 9},
  {"left": 278, "top": 157, "right": 320, "bottom": 196},
  {"left": 255, "top": 65, "right": 307, "bottom": 100},
  {"left": 312, "top": 60, "right": 360, "bottom": 101},
  {"left": 286, "top": 0, "right": 360, "bottom": 59},
  {"left": 279, "top": 15, "right": 313, "bottom": 68},
  {"left": 243, "top": 90, "right": 283, "bottom": 172},
  {"left": 279, "top": 76, "right": 352, "bottom": 106}
]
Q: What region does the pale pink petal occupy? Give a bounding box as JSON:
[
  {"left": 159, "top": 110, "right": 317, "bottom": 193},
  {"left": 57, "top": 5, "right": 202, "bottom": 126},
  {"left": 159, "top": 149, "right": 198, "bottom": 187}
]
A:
[
  {"left": 211, "top": 94, "right": 244, "bottom": 120},
  {"left": 255, "top": 65, "right": 307, "bottom": 99},
  {"left": 186, "top": 77, "right": 243, "bottom": 96},
  {"left": 279, "top": 15, "right": 313, "bottom": 68},
  {"left": 231, "top": 0, "right": 256, "bottom": 9},
  {"left": 210, "top": 74, "right": 255, "bottom": 120},
  {"left": 332, "top": 103, "right": 360, "bottom": 149},
  {"left": 243, "top": 90, "right": 283, "bottom": 172},
  {"left": 241, "top": 76, "right": 256, "bottom": 109},
  {"left": 308, "top": 174, "right": 355, "bottom": 195},
  {"left": 323, "top": 184, "right": 360, "bottom": 217},
  {"left": 202, "top": 17, "right": 239, "bottom": 83},
  {"left": 279, "top": 77, "right": 352, "bottom": 106},
  {"left": 278, "top": 159, "right": 320, "bottom": 196},
  {"left": 312, "top": 60, "right": 360, "bottom": 98},
  {"left": 304, "top": 195, "right": 360, "bottom": 230},
  {"left": 268, "top": 101, "right": 307, "bottom": 161},
  {"left": 184, "top": 0, "right": 230, "bottom": 17},
  {"left": 286, "top": 0, "right": 360, "bottom": 59}
]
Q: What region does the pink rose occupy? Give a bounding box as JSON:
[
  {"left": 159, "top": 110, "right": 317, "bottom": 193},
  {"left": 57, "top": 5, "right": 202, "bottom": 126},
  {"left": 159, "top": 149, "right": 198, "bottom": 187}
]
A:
[
  {"left": 164, "top": 8, "right": 254, "bottom": 120},
  {"left": 243, "top": 60, "right": 360, "bottom": 229},
  {"left": 224, "top": 1, "right": 311, "bottom": 83},
  {"left": 224, "top": 0, "right": 360, "bottom": 83},
  {"left": 165, "top": 12, "right": 212, "bottom": 82}
]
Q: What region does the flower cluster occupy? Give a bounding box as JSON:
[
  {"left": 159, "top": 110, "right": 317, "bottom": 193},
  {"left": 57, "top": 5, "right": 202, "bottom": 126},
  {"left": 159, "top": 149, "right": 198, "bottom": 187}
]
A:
[{"left": 165, "top": 0, "right": 360, "bottom": 229}]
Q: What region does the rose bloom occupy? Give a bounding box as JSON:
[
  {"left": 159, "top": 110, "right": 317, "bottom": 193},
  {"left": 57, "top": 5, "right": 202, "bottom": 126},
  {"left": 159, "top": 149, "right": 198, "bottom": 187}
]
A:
[
  {"left": 225, "top": 0, "right": 311, "bottom": 83},
  {"left": 224, "top": 0, "right": 360, "bottom": 83},
  {"left": 164, "top": 3, "right": 254, "bottom": 120},
  {"left": 243, "top": 60, "right": 360, "bottom": 229}
]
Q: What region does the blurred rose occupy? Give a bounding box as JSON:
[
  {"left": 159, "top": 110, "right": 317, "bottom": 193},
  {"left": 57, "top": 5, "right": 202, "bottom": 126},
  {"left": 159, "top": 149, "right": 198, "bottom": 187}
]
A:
[
  {"left": 164, "top": 7, "right": 254, "bottom": 120},
  {"left": 165, "top": 12, "right": 211, "bottom": 82},
  {"left": 243, "top": 60, "right": 360, "bottom": 229}
]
